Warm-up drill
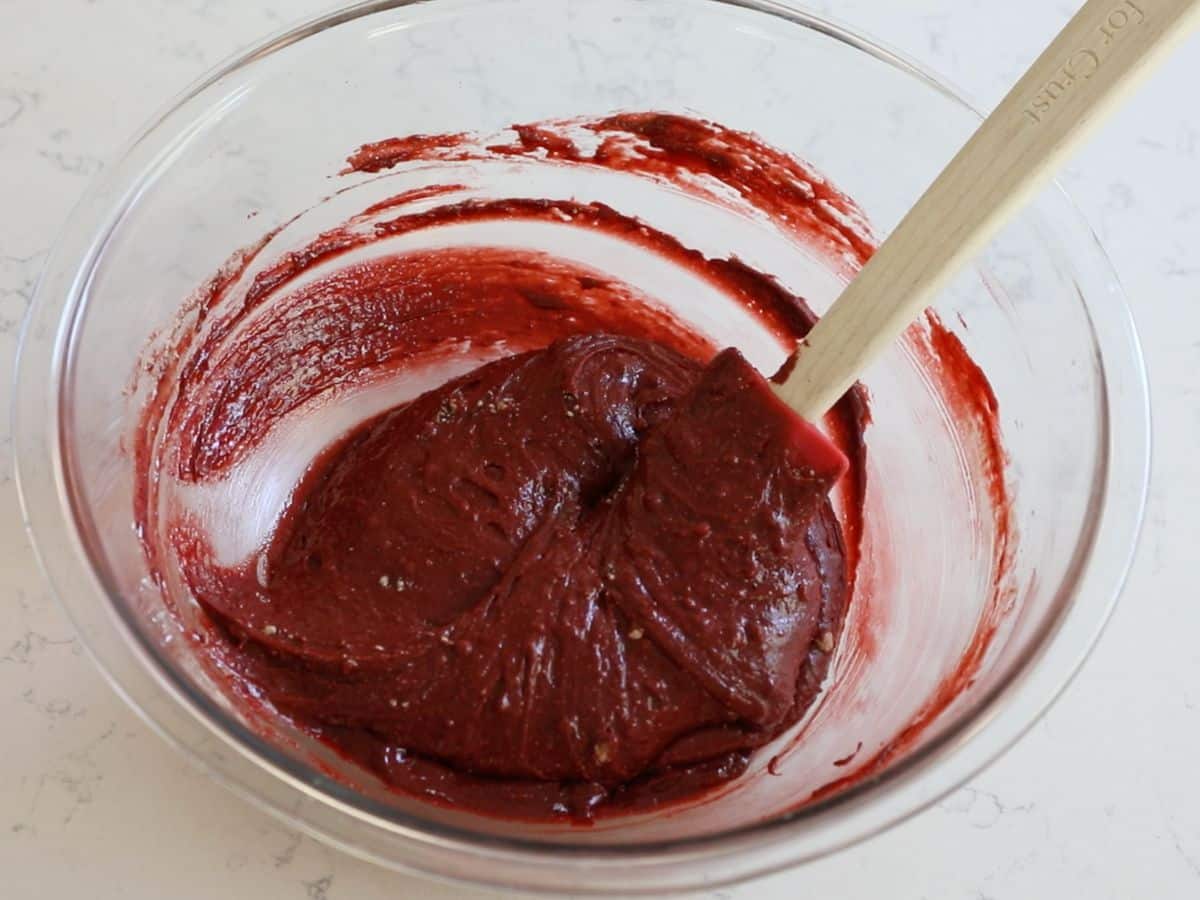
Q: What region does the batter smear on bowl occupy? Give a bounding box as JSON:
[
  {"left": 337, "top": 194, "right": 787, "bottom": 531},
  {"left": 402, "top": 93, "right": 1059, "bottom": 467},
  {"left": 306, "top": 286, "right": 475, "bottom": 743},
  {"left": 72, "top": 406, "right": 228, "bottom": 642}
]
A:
[{"left": 134, "top": 113, "right": 1006, "bottom": 822}]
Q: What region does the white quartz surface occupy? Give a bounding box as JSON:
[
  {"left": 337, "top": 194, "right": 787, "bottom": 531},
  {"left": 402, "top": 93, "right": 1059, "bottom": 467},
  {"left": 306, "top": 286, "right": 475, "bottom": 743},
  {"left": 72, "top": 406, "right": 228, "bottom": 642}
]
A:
[{"left": 2, "top": 1, "right": 1198, "bottom": 897}]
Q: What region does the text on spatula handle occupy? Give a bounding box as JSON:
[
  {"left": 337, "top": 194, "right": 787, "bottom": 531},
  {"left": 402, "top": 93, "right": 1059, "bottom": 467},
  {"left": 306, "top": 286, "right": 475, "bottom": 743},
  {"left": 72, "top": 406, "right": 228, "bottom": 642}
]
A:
[{"left": 1025, "top": 0, "right": 1147, "bottom": 123}]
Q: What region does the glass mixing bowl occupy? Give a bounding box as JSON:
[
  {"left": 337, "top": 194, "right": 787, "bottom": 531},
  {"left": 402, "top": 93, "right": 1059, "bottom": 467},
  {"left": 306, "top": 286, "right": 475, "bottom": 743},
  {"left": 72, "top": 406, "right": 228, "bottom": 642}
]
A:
[{"left": 14, "top": 0, "right": 1149, "bottom": 893}]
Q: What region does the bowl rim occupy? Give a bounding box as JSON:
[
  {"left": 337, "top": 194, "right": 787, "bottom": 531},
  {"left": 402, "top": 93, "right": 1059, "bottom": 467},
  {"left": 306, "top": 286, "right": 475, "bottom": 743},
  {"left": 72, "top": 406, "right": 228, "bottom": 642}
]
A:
[{"left": 13, "top": 0, "right": 1152, "bottom": 892}]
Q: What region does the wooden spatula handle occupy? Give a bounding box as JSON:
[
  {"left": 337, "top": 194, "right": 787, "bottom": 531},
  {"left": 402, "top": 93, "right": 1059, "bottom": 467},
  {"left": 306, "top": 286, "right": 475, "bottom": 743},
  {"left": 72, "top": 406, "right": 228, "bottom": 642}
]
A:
[{"left": 776, "top": 0, "right": 1200, "bottom": 421}]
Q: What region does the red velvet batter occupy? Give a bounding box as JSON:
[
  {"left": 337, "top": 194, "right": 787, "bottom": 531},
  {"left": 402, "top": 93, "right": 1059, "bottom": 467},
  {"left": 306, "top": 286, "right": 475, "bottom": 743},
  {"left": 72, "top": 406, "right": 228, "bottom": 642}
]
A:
[
  {"left": 183, "top": 335, "right": 849, "bottom": 819},
  {"left": 135, "top": 114, "right": 872, "bottom": 822},
  {"left": 135, "top": 112, "right": 1004, "bottom": 824}
]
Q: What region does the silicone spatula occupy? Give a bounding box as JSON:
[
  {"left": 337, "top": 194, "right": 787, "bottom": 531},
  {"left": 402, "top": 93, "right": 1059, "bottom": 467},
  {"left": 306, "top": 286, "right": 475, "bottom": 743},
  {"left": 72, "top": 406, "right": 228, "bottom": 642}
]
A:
[{"left": 774, "top": 0, "right": 1198, "bottom": 435}]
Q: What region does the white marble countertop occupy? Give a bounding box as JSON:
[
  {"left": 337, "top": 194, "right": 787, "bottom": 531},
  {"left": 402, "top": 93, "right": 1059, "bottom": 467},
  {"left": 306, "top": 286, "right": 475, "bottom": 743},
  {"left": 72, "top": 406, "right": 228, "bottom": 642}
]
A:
[{"left": 3, "top": 1, "right": 1198, "bottom": 897}]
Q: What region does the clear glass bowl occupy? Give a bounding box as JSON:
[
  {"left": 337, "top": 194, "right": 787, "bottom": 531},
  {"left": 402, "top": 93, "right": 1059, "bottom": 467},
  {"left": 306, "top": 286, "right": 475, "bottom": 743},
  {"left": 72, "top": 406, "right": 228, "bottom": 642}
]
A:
[{"left": 14, "top": 0, "right": 1149, "bottom": 894}]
